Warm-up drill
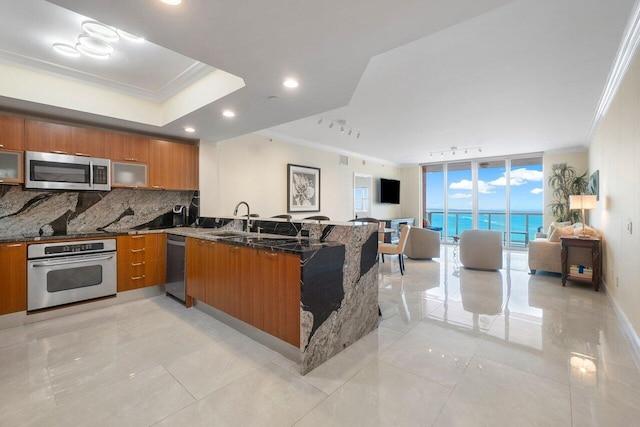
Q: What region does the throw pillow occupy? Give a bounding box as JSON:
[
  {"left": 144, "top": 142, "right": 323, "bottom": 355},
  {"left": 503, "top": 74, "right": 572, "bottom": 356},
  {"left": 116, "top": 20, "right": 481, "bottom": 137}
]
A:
[
  {"left": 549, "top": 225, "right": 574, "bottom": 242},
  {"left": 573, "top": 225, "right": 598, "bottom": 237},
  {"left": 547, "top": 221, "right": 571, "bottom": 237}
]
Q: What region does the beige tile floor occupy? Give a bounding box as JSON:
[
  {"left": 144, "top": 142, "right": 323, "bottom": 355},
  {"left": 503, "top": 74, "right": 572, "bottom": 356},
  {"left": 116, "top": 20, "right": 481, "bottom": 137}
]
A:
[{"left": 1, "top": 247, "right": 639, "bottom": 426}]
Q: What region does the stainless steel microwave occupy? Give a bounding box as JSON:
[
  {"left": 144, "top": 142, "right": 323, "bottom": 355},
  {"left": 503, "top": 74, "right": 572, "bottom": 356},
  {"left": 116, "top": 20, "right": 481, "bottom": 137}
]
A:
[{"left": 25, "top": 151, "right": 111, "bottom": 191}]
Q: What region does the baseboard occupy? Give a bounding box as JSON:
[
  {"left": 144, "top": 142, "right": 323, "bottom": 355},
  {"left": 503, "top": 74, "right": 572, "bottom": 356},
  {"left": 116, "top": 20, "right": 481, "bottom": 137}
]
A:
[
  {"left": 605, "top": 282, "right": 640, "bottom": 372},
  {"left": 0, "top": 285, "right": 165, "bottom": 331}
]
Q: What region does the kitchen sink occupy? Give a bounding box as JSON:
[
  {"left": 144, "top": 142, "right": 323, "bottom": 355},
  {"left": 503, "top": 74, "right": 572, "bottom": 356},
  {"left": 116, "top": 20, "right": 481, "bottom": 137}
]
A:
[{"left": 205, "top": 230, "right": 247, "bottom": 238}]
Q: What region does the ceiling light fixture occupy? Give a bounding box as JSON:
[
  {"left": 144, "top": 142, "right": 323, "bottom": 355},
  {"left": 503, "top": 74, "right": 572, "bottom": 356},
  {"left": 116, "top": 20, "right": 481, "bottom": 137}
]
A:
[
  {"left": 78, "top": 35, "right": 114, "bottom": 54},
  {"left": 52, "top": 43, "right": 81, "bottom": 57},
  {"left": 76, "top": 43, "right": 110, "bottom": 59},
  {"left": 317, "top": 117, "right": 323, "bottom": 125},
  {"left": 283, "top": 78, "right": 299, "bottom": 88},
  {"left": 320, "top": 119, "right": 361, "bottom": 139},
  {"left": 328, "top": 122, "right": 334, "bottom": 129},
  {"left": 184, "top": 127, "right": 195, "bottom": 133},
  {"left": 222, "top": 110, "right": 235, "bottom": 118},
  {"left": 82, "top": 21, "right": 119, "bottom": 42},
  {"left": 160, "top": 0, "right": 182, "bottom": 5},
  {"left": 429, "top": 146, "right": 482, "bottom": 159},
  {"left": 117, "top": 29, "right": 145, "bottom": 43}
]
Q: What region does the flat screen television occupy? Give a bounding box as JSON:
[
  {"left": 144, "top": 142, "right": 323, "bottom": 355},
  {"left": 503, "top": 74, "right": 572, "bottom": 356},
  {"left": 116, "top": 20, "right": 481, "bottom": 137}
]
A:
[{"left": 380, "top": 178, "right": 400, "bottom": 204}]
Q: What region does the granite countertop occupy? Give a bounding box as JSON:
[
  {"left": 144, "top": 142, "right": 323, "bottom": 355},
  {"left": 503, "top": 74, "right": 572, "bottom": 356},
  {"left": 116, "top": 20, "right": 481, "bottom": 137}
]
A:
[{"left": 0, "top": 226, "right": 343, "bottom": 254}]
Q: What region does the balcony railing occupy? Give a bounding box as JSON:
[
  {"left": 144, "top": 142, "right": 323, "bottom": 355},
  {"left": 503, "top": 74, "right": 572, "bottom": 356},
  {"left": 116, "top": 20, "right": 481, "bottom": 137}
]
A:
[{"left": 425, "top": 210, "right": 543, "bottom": 248}]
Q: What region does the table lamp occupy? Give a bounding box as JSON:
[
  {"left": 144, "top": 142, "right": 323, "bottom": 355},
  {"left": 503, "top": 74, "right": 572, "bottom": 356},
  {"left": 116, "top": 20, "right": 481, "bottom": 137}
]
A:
[{"left": 569, "top": 194, "right": 597, "bottom": 237}]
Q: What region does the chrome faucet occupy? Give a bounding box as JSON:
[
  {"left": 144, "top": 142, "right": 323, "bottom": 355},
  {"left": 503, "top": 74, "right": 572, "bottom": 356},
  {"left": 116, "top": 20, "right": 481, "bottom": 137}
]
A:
[{"left": 233, "top": 201, "right": 251, "bottom": 232}]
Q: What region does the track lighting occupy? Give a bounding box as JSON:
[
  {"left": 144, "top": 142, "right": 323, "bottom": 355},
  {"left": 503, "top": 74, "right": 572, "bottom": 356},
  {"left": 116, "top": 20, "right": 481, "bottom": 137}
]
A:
[
  {"left": 328, "top": 121, "right": 334, "bottom": 129},
  {"left": 317, "top": 117, "right": 323, "bottom": 125},
  {"left": 429, "top": 146, "right": 483, "bottom": 159},
  {"left": 340, "top": 125, "right": 345, "bottom": 133},
  {"left": 317, "top": 118, "right": 361, "bottom": 140},
  {"left": 348, "top": 129, "right": 353, "bottom": 136}
]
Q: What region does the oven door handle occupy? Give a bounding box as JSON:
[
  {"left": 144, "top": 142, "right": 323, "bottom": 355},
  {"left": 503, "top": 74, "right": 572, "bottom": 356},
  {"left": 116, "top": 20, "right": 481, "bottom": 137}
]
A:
[{"left": 31, "top": 254, "right": 115, "bottom": 267}]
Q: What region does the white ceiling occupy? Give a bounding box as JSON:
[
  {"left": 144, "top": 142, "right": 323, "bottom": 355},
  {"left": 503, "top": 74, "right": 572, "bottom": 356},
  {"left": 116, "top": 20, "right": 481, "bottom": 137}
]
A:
[{"left": 0, "top": 0, "right": 635, "bottom": 162}]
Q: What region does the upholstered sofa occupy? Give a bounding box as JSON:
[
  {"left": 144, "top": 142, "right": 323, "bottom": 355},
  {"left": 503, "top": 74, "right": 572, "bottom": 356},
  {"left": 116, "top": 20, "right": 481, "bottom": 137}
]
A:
[
  {"left": 404, "top": 227, "right": 440, "bottom": 260},
  {"left": 528, "top": 222, "right": 599, "bottom": 274}
]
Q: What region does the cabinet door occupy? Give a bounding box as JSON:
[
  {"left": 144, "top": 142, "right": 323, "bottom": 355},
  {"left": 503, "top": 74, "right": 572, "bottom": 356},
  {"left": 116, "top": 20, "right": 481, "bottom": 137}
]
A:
[
  {"left": 222, "top": 244, "right": 252, "bottom": 320},
  {"left": 25, "top": 120, "right": 73, "bottom": 154},
  {"left": 106, "top": 132, "right": 149, "bottom": 163},
  {"left": 112, "top": 162, "right": 148, "bottom": 188},
  {"left": 255, "top": 250, "right": 301, "bottom": 346},
  {"left": 71, "top": 127, "right": 108, "bottom": 158},
  {"left": 0, "top": 150, "right": 24, "bottom": 184},
  {"left": 0, "top": 115, "right": 25, "bottom": 150},
  {"left": 186, "top": 237, "right": 206, "bottom": 301},
  {"left": 149, "top": 139, "right": 198, "bottom": 190},
  {"left": 0, "top": 243, "right": 27, "bottom": 315}
]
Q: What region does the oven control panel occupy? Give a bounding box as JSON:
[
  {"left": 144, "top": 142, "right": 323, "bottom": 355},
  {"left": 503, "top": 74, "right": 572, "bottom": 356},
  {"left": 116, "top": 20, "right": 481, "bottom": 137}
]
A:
[
  {"left": 28, "top": 238, "right": 117, "bottom": 260},
  {"left": 45, "top": 242, "right": 105, "bottom": 255}
]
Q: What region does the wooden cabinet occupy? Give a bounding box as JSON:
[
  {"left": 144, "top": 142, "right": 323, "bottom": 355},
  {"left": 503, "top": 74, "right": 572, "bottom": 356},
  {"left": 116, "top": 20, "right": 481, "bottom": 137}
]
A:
[
  {"left": 117, "top": 234, "right": 164, "bottom": 292},
  {"left": 112, "top": 162, "right": 148, "bottom": 188},
  {"left": 561, "top": 237, "right": 602, "bottom": 291},
  {"left": 70, "top": 127, "right": 108, "bottom": 158},
  {"left": 0, "top": 115, "right": 25, "bottom": 150},
  {"left": 149, "top": 139, "right": 198, "bottom": 190},
  {"left": 254, "top": 249, "right": 300, "bottom": 346},
  {"left": 185, "top": 238, "right": 300, "bottom": 347},
  {"left": 107, "top": 133, "right": 149, "bottom": 163},
  {"left": 0, "top": 149, "right": 23, "bottom": 184},
  {"left": 0, "top": 242, "right": 27, "bottom": 315},
  {"left": 25, "top": 120, "right": 74, "bottom": 154}
]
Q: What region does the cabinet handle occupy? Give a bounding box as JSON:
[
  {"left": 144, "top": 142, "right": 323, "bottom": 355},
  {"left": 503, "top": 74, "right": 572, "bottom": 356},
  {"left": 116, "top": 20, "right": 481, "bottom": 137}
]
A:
[
  {"left": 74, "top": 152, "right": 91, "bottom": 157},
  {"left": 50, "top": 150, "right": 68, "bottom": 154},
  {"left": 0, "top": 144, "right": 4, "bottom": 148},
  {"left": 124, "top": 157, "right": 138, "bottom": 162},
  {"left": 131, "top": 275, "right": 146, "bottom": 280},
  {"left": 230, "top": 245, "right": 241, "bottom": 251},
  {"left": 151, "top": 185, "right": 164, "bottom": 190},
  {"left": 0, "top": 179, "right": 3, "bottom": 183},
  {"left": 131, "top": 261, "right": 146, "bottom": 266},
  {"left": 263, "top": 251, "right": 278, "bottom": 257},
  {"left": 131, "top": 235, "right": 145, "bottom": 239},
  {"left": 131, "top": 248, "right": 146, "bottom": 253},
  {"left": 4, "top": 243, "right": 22, "bottom": 248}
]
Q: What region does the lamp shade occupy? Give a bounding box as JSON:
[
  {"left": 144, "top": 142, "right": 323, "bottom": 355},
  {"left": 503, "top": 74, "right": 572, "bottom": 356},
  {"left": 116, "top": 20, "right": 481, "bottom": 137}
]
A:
[{"left": 569, "top": 194, "right": 597, "bottom": 210}]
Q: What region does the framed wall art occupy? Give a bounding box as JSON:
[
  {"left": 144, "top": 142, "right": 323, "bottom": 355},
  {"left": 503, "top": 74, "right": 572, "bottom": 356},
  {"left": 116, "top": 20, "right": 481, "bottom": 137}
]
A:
[
  {"left": 287, "top": 164, "right": 320, "bottom": 213},
  {"left": 588, "top": 170, "right": 599, "bottom": 201}
]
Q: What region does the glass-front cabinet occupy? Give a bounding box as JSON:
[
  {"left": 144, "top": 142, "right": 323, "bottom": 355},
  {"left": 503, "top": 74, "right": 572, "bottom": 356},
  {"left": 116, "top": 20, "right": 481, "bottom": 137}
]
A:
[
  {"left": 111, "top": 161, "right": 148, "bottom": 188},
  {"left": 0, "top": 149, "right": 23, "bottom": 184}
]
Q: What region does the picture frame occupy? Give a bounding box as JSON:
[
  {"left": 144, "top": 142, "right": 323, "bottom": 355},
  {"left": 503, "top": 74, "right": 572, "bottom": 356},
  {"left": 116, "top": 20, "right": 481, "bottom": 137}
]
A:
[
  {"left": 588, "top": 170, "right": 599, "bottom": 201},
  {"left": 287, "top": 164, "right": 320, "bottom": 213}
]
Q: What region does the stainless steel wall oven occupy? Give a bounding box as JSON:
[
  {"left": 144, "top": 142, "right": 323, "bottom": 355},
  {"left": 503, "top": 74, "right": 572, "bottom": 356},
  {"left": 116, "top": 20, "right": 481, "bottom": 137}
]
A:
[{"left": 27, "top": 239, "right": 117, "bottom": 311}]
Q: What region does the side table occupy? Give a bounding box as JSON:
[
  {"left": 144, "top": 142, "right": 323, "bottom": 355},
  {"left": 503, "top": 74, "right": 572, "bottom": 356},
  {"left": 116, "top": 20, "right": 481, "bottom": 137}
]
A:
[{"left": 560, "top": 236, "right": 602, "bottom": 291}]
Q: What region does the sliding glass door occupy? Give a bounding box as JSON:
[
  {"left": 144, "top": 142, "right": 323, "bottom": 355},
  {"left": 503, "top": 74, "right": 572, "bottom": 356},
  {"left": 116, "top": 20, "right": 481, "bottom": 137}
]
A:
[{"left": 422, "top": 155, "right": 542, "bottom": 248}]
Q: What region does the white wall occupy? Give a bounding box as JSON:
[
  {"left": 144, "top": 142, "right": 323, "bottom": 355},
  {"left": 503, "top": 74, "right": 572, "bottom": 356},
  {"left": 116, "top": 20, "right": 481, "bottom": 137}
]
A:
[
  {"left": 400, "top": 166, "right": 422, "bottom": 225},
  {"left": 542, "top": 150, "right": 589, "bottom": 231},
  {"left": 199, "top": 133, "right": 403, "bottom": 221},
  {"left": 589, "top": 47, "right": 640, "bottom": 336}
]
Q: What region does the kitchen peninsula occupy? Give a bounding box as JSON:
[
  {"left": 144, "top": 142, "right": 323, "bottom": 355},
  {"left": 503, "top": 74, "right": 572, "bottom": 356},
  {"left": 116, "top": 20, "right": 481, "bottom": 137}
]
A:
[{"left": 170, "top": 218, "right": 379, "bottom": 374}]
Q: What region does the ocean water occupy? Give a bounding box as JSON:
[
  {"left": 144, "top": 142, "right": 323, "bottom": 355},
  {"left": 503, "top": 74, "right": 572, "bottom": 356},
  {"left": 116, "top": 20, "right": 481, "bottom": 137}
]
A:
[{"left": 427, "top": 211, "right": 543, "bottom": 245}]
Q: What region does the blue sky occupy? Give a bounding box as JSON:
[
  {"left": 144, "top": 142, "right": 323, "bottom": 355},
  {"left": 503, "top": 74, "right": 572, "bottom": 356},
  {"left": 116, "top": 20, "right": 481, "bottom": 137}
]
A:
[{"left": 425, "top": 164, "right": 543, "bottom": 211}]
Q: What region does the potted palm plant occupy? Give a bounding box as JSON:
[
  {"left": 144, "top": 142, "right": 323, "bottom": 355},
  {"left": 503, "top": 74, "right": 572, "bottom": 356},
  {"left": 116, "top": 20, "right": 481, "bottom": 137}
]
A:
[{"left": 547, "top": 163, "right": 588, "bottom": 223}]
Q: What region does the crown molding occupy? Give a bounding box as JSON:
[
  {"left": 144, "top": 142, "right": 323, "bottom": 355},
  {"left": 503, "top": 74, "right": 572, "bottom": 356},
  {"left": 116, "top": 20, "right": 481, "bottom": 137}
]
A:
[{"left": 587, "top": 0, "right": 640, "bottom": 143}]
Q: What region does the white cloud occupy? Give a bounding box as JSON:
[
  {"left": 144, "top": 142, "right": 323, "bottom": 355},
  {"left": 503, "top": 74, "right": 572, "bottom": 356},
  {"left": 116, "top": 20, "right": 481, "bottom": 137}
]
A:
[
  {"left": 489, "top": 168, "right": 543, "bottom": 187},
  {"left": 450, "top": 179, "right": 494, "bottom": 194},
  {"left": 530, "top": 188, "right": 543, "bottom": 194},
  {"left": 450, "top": 193, "right": 472, "bottom": 199}
]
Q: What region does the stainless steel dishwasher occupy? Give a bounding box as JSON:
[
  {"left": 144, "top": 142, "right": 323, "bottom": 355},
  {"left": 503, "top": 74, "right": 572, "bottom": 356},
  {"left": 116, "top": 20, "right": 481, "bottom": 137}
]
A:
[{"left": 165, "top": 234, "right": 186, "bottom": 302}]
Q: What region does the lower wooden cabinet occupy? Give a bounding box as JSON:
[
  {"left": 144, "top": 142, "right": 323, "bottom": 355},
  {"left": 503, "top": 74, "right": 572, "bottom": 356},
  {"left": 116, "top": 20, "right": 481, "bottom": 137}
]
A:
[
  {"left": 0, "top": 242, "right": 27, "bottom": 315},
  {"left": 185, "top": 237, "right": 301, "bottom": 346},
  {"left": 117, "top": 234, "right": 165, "bottom": 292}
]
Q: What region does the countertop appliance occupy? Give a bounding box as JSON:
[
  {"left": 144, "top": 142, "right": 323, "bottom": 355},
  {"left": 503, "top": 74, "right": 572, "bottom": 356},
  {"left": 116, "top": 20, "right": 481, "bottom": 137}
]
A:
[
  {"left": 27, "top": 239, "right": 117, "bottom": 311},
  {"left": 165, "top": 234, "right": 186, "bottom": 302},
  {"left": 172, "top": 205, "right": 188, "bottom": 227},
  {"left": 25, "top": 151, "right": 110, "bottom": 191}
]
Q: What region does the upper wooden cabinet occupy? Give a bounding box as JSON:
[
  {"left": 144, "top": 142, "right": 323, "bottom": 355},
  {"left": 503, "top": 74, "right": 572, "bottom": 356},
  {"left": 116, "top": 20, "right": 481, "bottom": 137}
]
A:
[
  {"left": 149, "top": 139, "right": 199, "bottom": 190},
  {"left": 25, "top": 120, "right": 73, "bottom": 154},
  {"left": 71, "top": 127, "right": 108, "bottom": 158},
  {"left": 0, "top": 115, "right": 25, "bottom": 151},
  {"left": 106, "top": 133, "right": 149, "bottom": 163}
]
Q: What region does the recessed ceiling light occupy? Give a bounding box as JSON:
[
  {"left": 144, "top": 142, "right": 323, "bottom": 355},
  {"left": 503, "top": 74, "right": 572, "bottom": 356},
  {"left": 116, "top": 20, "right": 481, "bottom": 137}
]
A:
[
  {"left": 184, "top": 127, "right": 195, "bottom": 133},
  {"left": 160, "top": 0, "right": 182, "bottom": 5},
  {"left": 283, "top": 78, "right": 299, "bottom": 88},
  {"left": 78, "top": 35, "right": 114, "bottom": 54},
  {"left": 117, "top": 29, "right": 145, "bottom": 43},
  {"left": 52, "top": 43, "right": 81, "bottom": 57},
  {"left": 222, "top": 110, "right": 235, "bottom": 118},
  {"left": 82, "top": 21, "right": 119, "bottom": 42}
]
